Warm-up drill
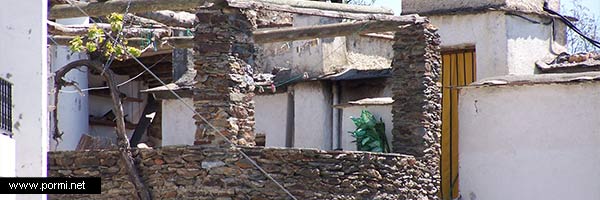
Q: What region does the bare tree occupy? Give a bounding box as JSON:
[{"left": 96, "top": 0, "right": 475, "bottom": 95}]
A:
[{"left": 563, "top": 0, "right": 600, "bottom": 53}]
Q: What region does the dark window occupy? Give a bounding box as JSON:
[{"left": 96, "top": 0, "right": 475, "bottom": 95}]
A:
[{"left": 0, "top": 78, "right": 12, "bottom": 134}]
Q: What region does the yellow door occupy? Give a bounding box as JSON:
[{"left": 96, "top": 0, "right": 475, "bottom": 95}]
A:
[{"left": 441, "top": 49, "right": 476, "bottom": 200}]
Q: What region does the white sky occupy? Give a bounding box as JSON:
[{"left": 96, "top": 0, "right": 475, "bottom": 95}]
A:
[{"left": 562, "top": 0, "right": 600, "bottom": 19}]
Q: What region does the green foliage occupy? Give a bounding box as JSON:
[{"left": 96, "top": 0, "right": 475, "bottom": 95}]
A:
[
  {"left": 68, "top": 13, "right": 142, "bottom": 61},
  {"left": 349, "top": 110, "right": 390, "bottom": 153},
  {"left": 68, "top": 36, "right": 84, "bottom": 52},
  {"left": 108, "top": 13, "right": 124, "bottom": 32}
]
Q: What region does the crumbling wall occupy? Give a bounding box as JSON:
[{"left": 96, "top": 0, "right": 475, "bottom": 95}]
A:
[{"left": 49, "top": 146, "right": 439, "bottom": 199}]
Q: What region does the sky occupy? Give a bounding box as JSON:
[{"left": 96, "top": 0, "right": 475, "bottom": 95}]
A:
[
  {"left": 562, "top": 0, "right": 600, "bottom": 19},
  {"left": 370, "top": 0, "right": 599, "bottom": 18}
]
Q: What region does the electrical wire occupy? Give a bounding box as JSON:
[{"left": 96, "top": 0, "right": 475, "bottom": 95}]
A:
[
  {"left": 59, "top": 55, "right": 168, "bottom": 93},
  {"left": 62, "top": 1, "right": 298, "bottom": 199},
  {"left": 544, "top": 4, "right": 600, "bottom": 49}
]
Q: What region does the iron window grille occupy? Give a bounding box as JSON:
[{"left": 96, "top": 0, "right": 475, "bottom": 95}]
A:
[{"left": 0, "top": 77, "right": 12, "bottom": 136}]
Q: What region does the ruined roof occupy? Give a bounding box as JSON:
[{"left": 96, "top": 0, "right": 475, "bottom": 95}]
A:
[
  {"left": 320, "top": 68, "right": 391, "bottom": 80},
  {"left": 537, "top": 52, "right": 600, "bottom": 73},
  {"left": 334, "top": 97, "right": 394, "bottom": 108}
]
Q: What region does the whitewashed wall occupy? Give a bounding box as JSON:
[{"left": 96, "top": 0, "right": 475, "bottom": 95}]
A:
[
  {"left": 506, "top": 13, "right": 566, "bottom": 75},
  {"left": 0, "top": 135, "right": 15, "bottom": 200},
  {"left": 49, "top": 17, "right": 90, "bottom": 151},
  {"left": 254, "top": 93, "right": 288, "bottom": 147},
  {"left": 85, "top": 72, "right": 147, "bottom": 146},
  {"left": 256, "top": 15, "right": 346, "bottom": 76},
  {"left": 339, "top": 105, "right": 393, "bottom": 151},
  {"left": 293, "top": 82, "right": 332, "bottom": 149},
  {"left": 0, "top": 1, "right": 48, "bottom": 199},
  {"left": 459, "top": 81, "right": 600, "bottom": 200},
  {"left": 161, "top": 98, "right": 195, "bottom": 146},
  {"left": 430, "top": 11, "right": 565, "bottom": 79},
  {"left": 430, "top": 12, "right": 508, "bottom": 78}
]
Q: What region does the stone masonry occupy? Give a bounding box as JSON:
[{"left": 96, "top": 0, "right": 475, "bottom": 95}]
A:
[
  {"left": 49, "top": 145, "right": 439, "bottom": 199},
  {"left": 193, "top": 8, "right": 258, "bottom": 146},
  {"left": 47, "top": 6, "right": 443, "bottom": 200},
  {"left": 391, "top": 22, "right": 442, "bottom": 190}
]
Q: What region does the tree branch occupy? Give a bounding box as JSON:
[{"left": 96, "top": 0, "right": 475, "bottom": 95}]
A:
[
  {"left": 48, "top": 21, "right": 173, "bottom": 38},
  {"left": 53, "top": 60, "right": 152, "bottom": 200}
]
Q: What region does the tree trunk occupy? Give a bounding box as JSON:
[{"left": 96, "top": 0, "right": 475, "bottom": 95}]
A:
[{"left": 53, "top": 60, "right": 152, "bottom": 200}]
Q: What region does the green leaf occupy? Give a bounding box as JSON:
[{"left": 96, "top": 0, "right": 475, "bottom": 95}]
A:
[
  {"left": 85, "top": 42, "right": 97, "bottom": 52},
  {"left": 108, "top": 13, "right": 124, "bottom": 32},
  {"left": 348, "top": 110, "right": 390, "bottom": 153},
  {"left": 68, "top": 36, "right": 84, "bottom": 52},
  {"left": 361, "top": 137, "right": 370, "bottom": 145},
  {"left": 127, "top": 47, "right": 142, "bottom": 57}
]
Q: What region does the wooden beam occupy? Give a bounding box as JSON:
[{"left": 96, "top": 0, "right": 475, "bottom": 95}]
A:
[
  {"left": 50, "top": 15, "right": 425, "bottom": 46},
  {"left": 253, "top": 17, "right": 425, "bottom": 43},
  {"left": 49, "top": 0, "right": 393, "bottom": 19},
  {"left": 229, "top": 0, "right": 396, "bottom": 20},
  {"left": 49, "top": 0, "right": 221, "bottom": 19},
  {"left": 48, "top": 21, "right": 172, "bottom": 38},
  {"left": 137, "top": 11, "right": 196, "bottom": 28},
  {"left": 228, "top": 0, "right": 393, "bottom": 15}
]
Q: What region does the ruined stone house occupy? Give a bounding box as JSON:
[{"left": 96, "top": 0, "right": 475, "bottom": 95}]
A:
[
  {"left": 39, "top": 0, "right": 442, "bottom": 199},
  {"left": 5, "top": 0, "right": 600, "bottom": 199}
]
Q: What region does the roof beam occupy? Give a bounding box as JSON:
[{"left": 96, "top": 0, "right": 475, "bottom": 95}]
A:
[
  {"left": 253, "top": 16, "right": 425, "bottom": 43},
  {"left": 49, "top": 15, "right": 425, "bottom": 46},
  {"left": 229, "top": 0, "right": 393, "bottom": 15},
  {"left": 49, "top": 0, "right": 221, "bottom": 19},
  {"left": 49, "top": 0, "right": 393, "bottom": 19}
]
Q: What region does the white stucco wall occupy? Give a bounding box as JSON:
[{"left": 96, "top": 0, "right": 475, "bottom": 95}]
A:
[
  {"left": 459, "top": 81, "right": 600, "bottom": 200},
  {"left": 257, "top": 14, "right": 346, "bottom": 76},
  {"left": 254, "top": 93, "right": 288, "bottom": 147},
  {"left": 430, "top": 12, "right": 508, "bottom": 79},
  {"left": 49, "top": 17, "right": 90, "bottom": 151},
  {"left": 402, "top": 0, "right": 560, "bottom": 14},
  {"left": 293, "top": 82, "right": 332, "bottom": 149},
  {"left": 339, "top": 105, "right": 393, "bottom": 151},
  {"left": 0, "top": 1, "right": 48, "bottom": 199},
  {"left": 0, "top": 135, "right": 15, "bottom": 199},
  {"left": 161, "top": 98, "right": 195, "bottom": 146},
  {"left": 506, "top": 13, "right": 566, "bottom": 75},
  {"left": 430, "top": 11, "right": 566, "bottom": 79}
]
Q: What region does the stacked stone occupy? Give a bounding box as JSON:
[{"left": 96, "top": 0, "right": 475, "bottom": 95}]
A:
[
  {"left": 391, "top": 21, "right": 442, "bottom": 197},
  {"left": 49, "top": 146, "right": 439, "bottom": 199},
  {"left": 193, "top": 7, "right": 258, "bottom": 146}
]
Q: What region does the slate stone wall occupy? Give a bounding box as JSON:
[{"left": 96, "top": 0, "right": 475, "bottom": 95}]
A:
[
  {"left": 391, "top": 22, "right": 442, "bottom": 191},
  {"left": 49, "top": 146, "right": 439, "bottom": 199},
  {"left": 192, "top": 8, "right": 258, "bottom": 146}
]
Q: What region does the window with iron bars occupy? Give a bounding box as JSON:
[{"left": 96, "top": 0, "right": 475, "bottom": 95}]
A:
[{"left": 0, "top": 77, "right": 12, "bottom": 136}]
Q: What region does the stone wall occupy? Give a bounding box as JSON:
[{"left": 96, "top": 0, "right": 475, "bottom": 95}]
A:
[
  {"left": 49, "top": 146, "right": 438, "bottom": 199},
  {"left": 391, "top": 22, "right": 442, "bottom": 187},
  {"left": 193, "top": 8, "right": 257, "bottom": 146}
]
